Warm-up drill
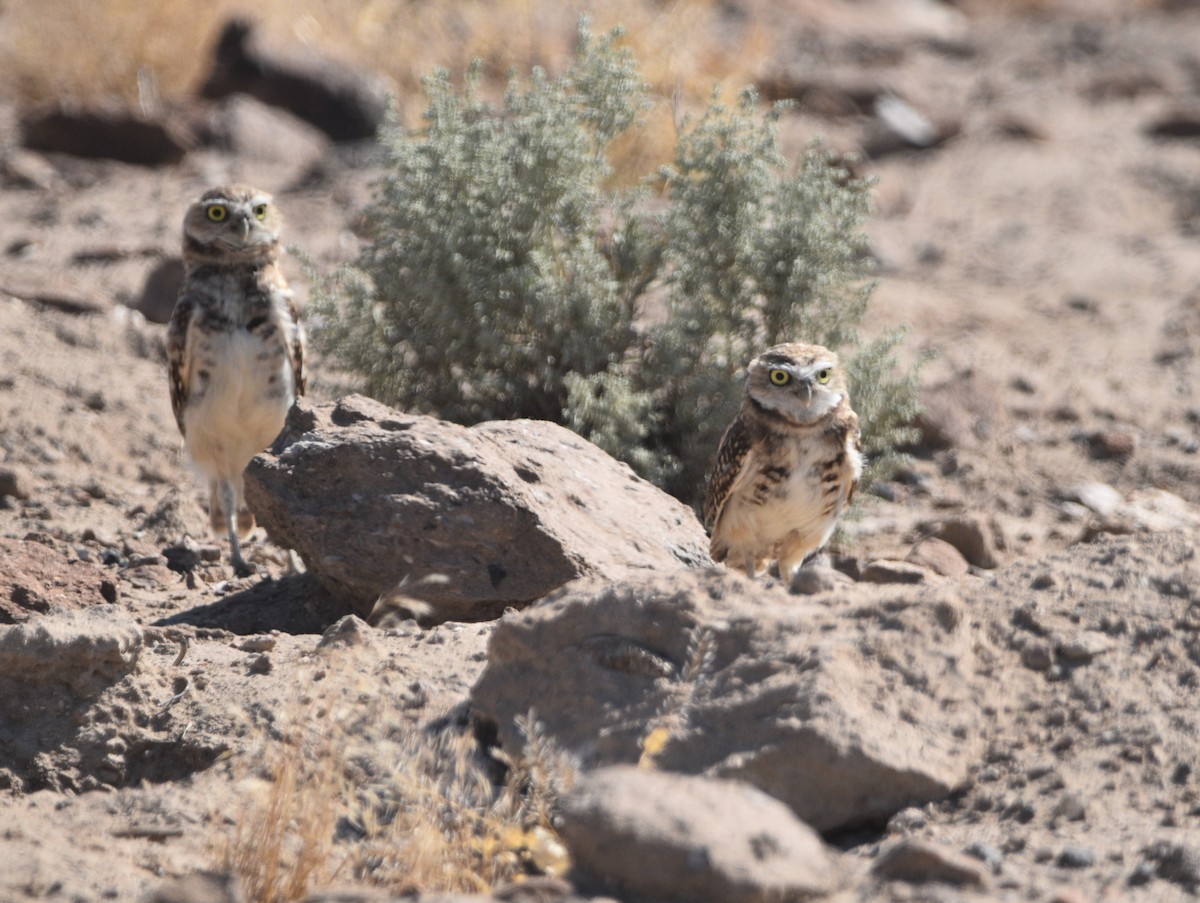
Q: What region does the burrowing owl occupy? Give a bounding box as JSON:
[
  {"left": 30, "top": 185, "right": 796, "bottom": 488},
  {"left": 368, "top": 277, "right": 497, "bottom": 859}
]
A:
[
  {"left": 166, "top": 185, "right": 305, "bottom": 576},
  {"left": 704, "top": 342, "right": 862, "bottom": 580}
]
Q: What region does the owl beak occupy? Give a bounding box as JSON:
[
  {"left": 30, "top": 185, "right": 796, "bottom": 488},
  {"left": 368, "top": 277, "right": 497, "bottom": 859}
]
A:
[
  {"left": 234, "top": 214, "right": 251, "bottom": 240},
  {"left": 799, "top": 378, "right": 814, "bottom": 401}
]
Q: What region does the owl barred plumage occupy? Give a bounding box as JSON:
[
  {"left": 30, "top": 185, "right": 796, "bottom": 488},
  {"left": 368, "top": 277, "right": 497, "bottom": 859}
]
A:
[
  {"left": 704, "top": 342, "right": 862, "bottom": 580},
  {"left": 167, "top": 185, "right": 305, "bottom": 576}
]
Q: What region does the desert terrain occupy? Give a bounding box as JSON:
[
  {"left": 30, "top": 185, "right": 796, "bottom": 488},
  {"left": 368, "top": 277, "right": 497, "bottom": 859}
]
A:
[{"left": 1, "top": 1, "right": 1200, "bottom": 901}]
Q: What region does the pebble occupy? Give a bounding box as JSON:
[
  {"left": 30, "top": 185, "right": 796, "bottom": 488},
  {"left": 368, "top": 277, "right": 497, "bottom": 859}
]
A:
[
  {"left": 872, "top": 839, "right": 988, "bottom": 887},
  {"left": 1057, "top": 847, "right": 1096, "bottom": 869},
  {"left": 0, "top": 465, "right": 33, "bottom": 500},
  {"left": 964, "top": 841, "right": 1003, "bottom": 873},
  {"left": 1020, "top": 641, "right": 1055, "bottom": 672},
  {"left": 859, "top": 559, "right": 928, "bottom": 585},
  {"left": 1051, "top": 793, "right": 1088, "bottom": 823}
]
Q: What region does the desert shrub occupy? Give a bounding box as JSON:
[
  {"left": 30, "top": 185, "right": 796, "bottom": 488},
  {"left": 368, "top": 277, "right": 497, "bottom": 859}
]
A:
[{"left": 313, "top": 24, "right": 920, "bottom": 507}]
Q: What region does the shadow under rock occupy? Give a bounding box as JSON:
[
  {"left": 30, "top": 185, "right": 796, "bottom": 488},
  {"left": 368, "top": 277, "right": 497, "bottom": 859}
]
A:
[{"left": 153, "top": 572, "right": 353, "bottom": 635}]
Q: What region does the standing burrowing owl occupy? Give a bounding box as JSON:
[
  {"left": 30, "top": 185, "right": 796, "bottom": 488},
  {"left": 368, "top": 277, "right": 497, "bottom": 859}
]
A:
[
  {"left": 704, "top": 342, "right": 862, "bottom": 580},
  {"left": 167, "top": 185, "right": 305, "bottom": 576}
]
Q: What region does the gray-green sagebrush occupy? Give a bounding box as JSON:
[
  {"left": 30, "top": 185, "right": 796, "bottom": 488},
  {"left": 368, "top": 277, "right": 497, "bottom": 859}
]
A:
[{"left": 310, "top": 24, "right": 921, "bottom": 508}]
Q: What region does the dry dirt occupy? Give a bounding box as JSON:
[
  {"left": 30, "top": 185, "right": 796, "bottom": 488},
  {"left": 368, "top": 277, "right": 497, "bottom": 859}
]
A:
[{"left": 1, "top": 3, "right": 1200, "bottom": 902}]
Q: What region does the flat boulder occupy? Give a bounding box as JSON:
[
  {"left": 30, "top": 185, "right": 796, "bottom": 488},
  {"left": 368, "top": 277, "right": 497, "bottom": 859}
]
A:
[
  {"left": 470, "top": 569, "right": 983, "bottom": 833},
  {"left": 244, "top": 395, "right": 710, "bottom": 623}
]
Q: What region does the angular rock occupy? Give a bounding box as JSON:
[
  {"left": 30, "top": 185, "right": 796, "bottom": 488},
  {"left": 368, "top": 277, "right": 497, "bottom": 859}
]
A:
[
  {"left": 471, "top": 570, "right": 981, "bottom": 833},
  {"left": 860, "top": 558, "right": 928, "bottom": 584},
  {"left": 244, "top": 396, "right": 710, "bottom": 623},
  {"left": 0, "top": 609, "right": 142, "bottom": 697},
  {"left": 200, "top": 19, "right": 389, "bottom": 142},
  {"left": 790, "top": 562, "right": 854, "bottom": 595},
  {"left": 872, "top": 839, "right": 988, "bottom": 887},
  {"left": 913, "top": 371, "right": 1004, "bottom": 452},
  {"left": 932, "top": 515, "right": 1001, "bottom": 569},
  {"left": 0, "top": 464, "right": 34, "bottom": 500},
  {"left": 20, "top": 105, "right": 192, "bottom": 166},
  {"left": 906, "top": 537, "right": 969, "bottom": 578},
  {"left": 561, "top": 766, "right": 842, "bottom": 903},
  {"left": 1065, "top": 482, "right": 1123, "bottom": 517}
]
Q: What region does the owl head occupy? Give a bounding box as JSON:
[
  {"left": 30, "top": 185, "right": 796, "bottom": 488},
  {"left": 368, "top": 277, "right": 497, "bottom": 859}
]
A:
[
  {"left": 182, "top": 184, "right": 281, "bottom": 266},
  {"left": 745, "top": 342, "right": 849, "bottom": 425}
]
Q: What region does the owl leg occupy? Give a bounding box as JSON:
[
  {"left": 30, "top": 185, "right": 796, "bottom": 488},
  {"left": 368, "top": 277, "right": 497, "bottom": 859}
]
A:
[
  {"left": 233, "top": 473, "right": 255, "bottom": 540},
  {"left": 219, "top": 478, "right": 255, "bottom": 578},
  {"left": 208, "top": 480, "right": 225, "bottom": 535},
  {"left": 777, "top": 538, "right": 818, "bottom": 582}
]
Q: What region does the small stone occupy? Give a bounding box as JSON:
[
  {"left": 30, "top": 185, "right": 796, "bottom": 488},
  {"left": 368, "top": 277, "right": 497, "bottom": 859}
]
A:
[
  {"left": 1031, "top": 572, "right": 1057, "bottom": 590},
  {"left": 1058, "top": 847, "right": 1096, "bottom": 869},
  {"left": 1066, "top": 482, "right": 1123, "bottom": 517},
  {"left": 163, "top": 539, "right": 202, "bottom": 574},
  {"left": 888, "top": 807, "right": 929, "bottom": 833},
  {"left": 906, "top": 537, "right": 969, "bottom": 578},
  {"left": 236, "top": 636, "right": 276, "bottom": 653},
  {"left": 0, "top": 465, "right": 34, "bottom": 500},
  {"left": 964, "top": 841, "right": 1003, "bottom": 873},
  {"left": 790, "top": 563, "right": 854, "bottom": 594},
  {"left": 1057, "top": 632, "right": 1114, "bottom": 664},
  {"left": 860, "top": 559, "right": 928, "bottom": 584},
  {"left": 1020, "top": 641, "right": 1055, "bottom": 672},
  {"left": 317, "top": 615, "right": 379, "bottom": 650},
  {"left": 1088, "top": 430, "right": 1137, "bottom": 461},
  {"left": 1051, "top": 793, "right": 1088, "bottom": 823},
  {"left": 933, "top": 515, "right": 1001, "bottom": 568},
  {"left": 247, "top": 654, "right": 272, "bottom": 675},
  {"left": 872, "top": 839, "right": 988, "bottom": 887}
]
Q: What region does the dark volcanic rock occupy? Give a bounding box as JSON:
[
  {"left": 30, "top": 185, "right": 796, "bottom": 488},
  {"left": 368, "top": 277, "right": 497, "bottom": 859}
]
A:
[
  {"left": 244, "top": 395, "right": 710, "bottom": 623},
  {"left": 20, "top": 106, "right": 192, "bottom": 166},
  {"left": 200, "top": 18, "right": 389, "bottom": 142}
]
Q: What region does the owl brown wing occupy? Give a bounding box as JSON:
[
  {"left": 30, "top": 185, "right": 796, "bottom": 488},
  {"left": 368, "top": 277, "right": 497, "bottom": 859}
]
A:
[
  {"left": 165, "top": 293, "right": 196, "bottom": 436},
  {"left": 831, "top": 402, "right": 863, "bottom": 507},
  {"left": 286, "top": 295, "right": 306, "bottom": 397},
  {"left": 703, "top": 414, "right": 755, "bottom": 529}
]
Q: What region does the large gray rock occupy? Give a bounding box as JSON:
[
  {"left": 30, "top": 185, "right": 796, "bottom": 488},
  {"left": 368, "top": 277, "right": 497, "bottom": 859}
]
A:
[
  {"left": 470, "top": 569, "right": 981, "bottom": 833},
  {"left": 560, "top": 766, "right": 842, "bottom": 903},
  {"left": 245, "top": 395, "right": 710, "bottom": 623}
]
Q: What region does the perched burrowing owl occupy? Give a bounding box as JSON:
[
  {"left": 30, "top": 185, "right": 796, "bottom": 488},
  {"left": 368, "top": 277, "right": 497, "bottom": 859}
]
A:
[
  {"left": 167, "top": 185, "right": 305, "bottom": 576},
  {"left": 704, "top": 342, "right": 862, "bottom": 580}
]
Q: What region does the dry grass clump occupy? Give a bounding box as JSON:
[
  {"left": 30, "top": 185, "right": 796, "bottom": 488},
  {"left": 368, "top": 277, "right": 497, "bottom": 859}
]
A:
[{"left": 215, "top": 674, "right": 575, "bottom": 903}]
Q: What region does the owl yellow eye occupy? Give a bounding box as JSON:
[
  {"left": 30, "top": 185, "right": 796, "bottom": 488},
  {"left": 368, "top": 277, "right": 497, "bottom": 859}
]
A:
[
  {"left": 253, "top": 204, "right": 268, "bottom": 220},
  {"left": 206, "top": 204, "right": 227, "bottom": 222},
  {"left": 769, "top": 369, "right": 790, "bottom": 386},
  {"left": 816, "top": 369, "right": 831, "bottom": 384}
]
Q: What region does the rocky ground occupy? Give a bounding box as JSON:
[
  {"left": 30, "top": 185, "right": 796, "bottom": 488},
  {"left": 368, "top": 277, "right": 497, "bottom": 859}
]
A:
[{"left": 2, "top": 2, "right": 1200, "bottom": 902}]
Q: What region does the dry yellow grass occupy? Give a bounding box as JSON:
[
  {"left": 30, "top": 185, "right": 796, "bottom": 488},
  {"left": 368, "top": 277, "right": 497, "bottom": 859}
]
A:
[
  {"left": 215, "top": 664, "right": 575, "bottom": 903},
  {"left": 1, "top": 0, "right": 774, "bottom": 174}
]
